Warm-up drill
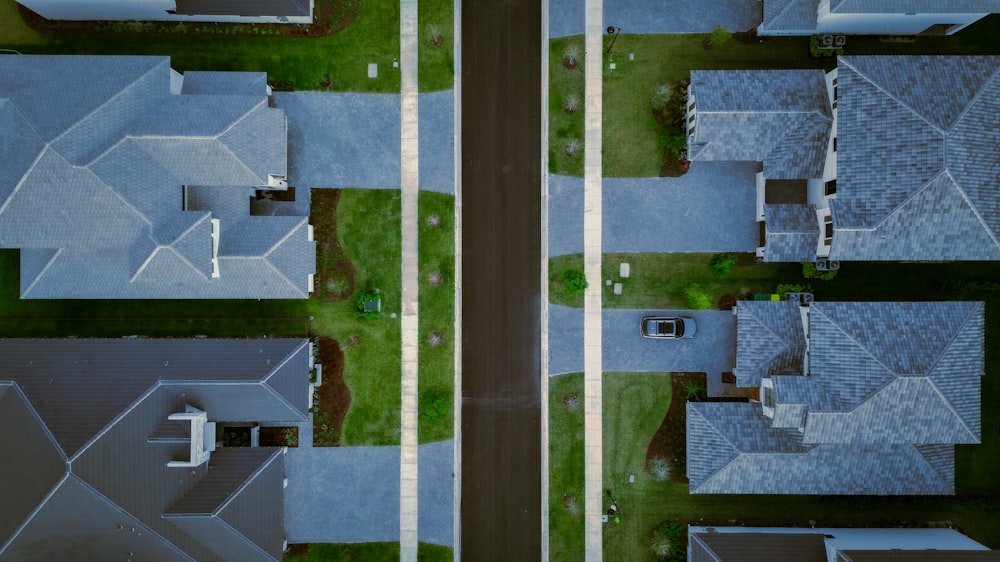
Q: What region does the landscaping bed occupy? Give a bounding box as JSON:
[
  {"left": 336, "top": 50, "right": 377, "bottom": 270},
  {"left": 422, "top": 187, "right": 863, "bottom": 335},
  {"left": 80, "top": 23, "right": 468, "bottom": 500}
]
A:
[
  {"left": 311, "top": 336, "right": 350, "bottom": 446},
  {"left": 312, "top": 189, "right": 358, "bottom": 304},
  {"left": 645, "top": 373, "right": 706, "bottom": 484}
]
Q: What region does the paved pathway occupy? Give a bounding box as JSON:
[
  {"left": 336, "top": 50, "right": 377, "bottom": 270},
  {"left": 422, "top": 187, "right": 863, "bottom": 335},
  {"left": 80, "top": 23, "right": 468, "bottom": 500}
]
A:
[
  {"left": 547, "top": 305, "right": 737, "bottom": 394},
  {"left": 550, "top": 0, "right": 762, "bottom": 38},
  {"left": 399, "top": 1, "right": 420, "bottom": 559},
  {"left": 582, "top": 0, "right": 604, "bottom": 559},
  {"left": 548, "top": 162, "right": 759, "bottom": 257},
  {"left": 283, "top": 441, "right": 454, "bottom": 546}
]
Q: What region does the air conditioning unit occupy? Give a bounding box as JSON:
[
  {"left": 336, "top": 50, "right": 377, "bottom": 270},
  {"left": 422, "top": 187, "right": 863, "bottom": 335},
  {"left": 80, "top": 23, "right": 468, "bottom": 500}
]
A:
[
  {"left": 815, "top": 258, "right": 829, "bottom": 271},
  {"left": 819, "top": 34, "right": 835, "bottom": 48},
  {"left": 801, "top": 293, "right": 815, "bottom": 304},
  {"left": 833, "top": 35, "right": 847, "bottom": 48},
  {"left": 785, "top": 292, "right": 801, "bottom": 302},
  {"left": 828, "top": 260, "right": 841, "bottom": 270}
]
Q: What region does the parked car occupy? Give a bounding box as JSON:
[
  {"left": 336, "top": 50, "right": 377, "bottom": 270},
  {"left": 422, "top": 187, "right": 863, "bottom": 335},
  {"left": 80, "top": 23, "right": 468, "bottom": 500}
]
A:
[{"left": 640, "top": 316, "right": 696, "bottom": 339}]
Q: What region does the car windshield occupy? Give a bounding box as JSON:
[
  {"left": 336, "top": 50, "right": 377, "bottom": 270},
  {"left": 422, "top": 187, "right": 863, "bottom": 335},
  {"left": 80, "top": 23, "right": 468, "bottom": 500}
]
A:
[{"left": 673, "top": 320, "right": 684, "bottom": 337}]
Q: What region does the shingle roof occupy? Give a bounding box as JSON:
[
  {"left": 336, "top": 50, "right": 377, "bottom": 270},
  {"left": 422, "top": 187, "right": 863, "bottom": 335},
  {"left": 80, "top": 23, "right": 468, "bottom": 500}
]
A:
[
  {"left": 831, "top": 55, "right": 1000, "bottom": 261},
  {"left": 759, "top": 0, "right": 820, "bottom": 34},
  {"left": 690, "top": 531, "right": 828, "bottom": 562},
  {"left": 829, "top": 0, "right": 1000, "bottom": 13},
  {"left": 695, "top": 300, "right": 983, "bottom": 494},
  {"left": 175, "top": 0, "right": 310, "bottom": 17},
  {"left": 0, "top": 55, "right": 313, "bottom": 299},
  {"left": 763, "top": 204, "right": 821, "bottom": 262},
  {"left": 735, "top": 300, "right": 806, "bottom": 386},
  {"left": 0, "top": 338, "right": 310, "bottom": 561},
  {"left": 689, "top": 69, "right": 831, "bottom": 179}
]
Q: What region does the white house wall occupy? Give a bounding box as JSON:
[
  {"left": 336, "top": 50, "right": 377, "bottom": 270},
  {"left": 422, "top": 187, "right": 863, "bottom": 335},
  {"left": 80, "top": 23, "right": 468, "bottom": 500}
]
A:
[
  {"left": 18, "top": 0, "right": 312, "bottom": 23},
  {"left": 816, "top": 13, "right": 984, "bottom": 35}
]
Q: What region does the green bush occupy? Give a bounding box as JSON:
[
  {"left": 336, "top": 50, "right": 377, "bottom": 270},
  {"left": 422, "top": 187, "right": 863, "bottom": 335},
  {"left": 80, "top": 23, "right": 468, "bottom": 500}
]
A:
[
  {"left": 563, "top": 269, "right": 588, "bottom": 296},
  {"left": 354, "top": 290, "right": 382, "bottom": 319},
  {"left": 685, "top": 285, "right": 712, "bottom": 310},
  {"left": 420, "top": 389, "right": 451, "bottom": 423},
  {"left": 649, "top": 83, "right": 672, "bottom": 111},
  {"left": 649, "top": 521, "right": 686, "bottom": 562},
  {"left": 802, "top": 261, "right": 838, "bottom": 281},
  {"left": 809, "top": 35, "right": 844, "bottom": 57},
  {"left": 710, "top": 25, "right": 732, "bottom": 47},
  {"left": 776, "top": 283, "right": 813, "bottom": 296},
  {"left": 709, "top": 252, "right": 738, "bottom": 276}
]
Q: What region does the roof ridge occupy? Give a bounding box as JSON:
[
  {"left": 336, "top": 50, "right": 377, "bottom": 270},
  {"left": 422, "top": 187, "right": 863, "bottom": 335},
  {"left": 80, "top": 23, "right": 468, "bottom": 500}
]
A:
[
  {"left": 808, "top": 304, "right": 896, "bottom": 399},
  {"left": 687, "top": 404, "right": 741, "bottom": 490},
  {"left": 214, "top": 506, "right": 280, "bottom": 562},
  {"left": 214, "top": 448, "right": 283, "bottom": 515},
  {"left": 840, "top": 57, "right": 947, "bottom": 136},
  {"left": 21, "top": 248, "right": 64, "bottom": 298},
  {"left": 944, "top": 58, "right": 1000, "bottom": 135},
  {"left": 69, "top": 382, "right": 162, "bottom": 463},
  {"left": 217, "top": 99, "right": 271, "bottom": 184},
  {"left": 923, "top": 302, "right": 984, "bottom": 442},
  {"left": 743, "top": 303, "right": 800, "bottom": 374},
  {"left": 48, "top": 58, "right": 167, "bottom": 148},
  {"left": 0, "top": 145, "right": 48, "bottom": 217},
  {"left": 163, "top": 245, "right": 211, "bottom": 282},
  {"left": 689, "top": 532, "right": 724, "bottom": 562},
  {"left": 0, "top": 472, "right": 70, "bottom": 555},
  {"left": 941, "top": 166, "right": 1000, "bottom": 253}
]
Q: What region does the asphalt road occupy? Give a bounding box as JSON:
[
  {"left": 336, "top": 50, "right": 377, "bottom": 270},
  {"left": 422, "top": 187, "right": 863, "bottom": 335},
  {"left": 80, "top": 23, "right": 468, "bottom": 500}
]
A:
[{"left": 460, "top": 0, "right": 542, "bottom": 560}]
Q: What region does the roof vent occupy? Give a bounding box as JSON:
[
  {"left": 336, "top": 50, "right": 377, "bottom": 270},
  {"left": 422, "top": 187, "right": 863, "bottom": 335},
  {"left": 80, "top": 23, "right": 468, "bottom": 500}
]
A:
[{"left": 166, "top": 405, "right": 215, "bottom": 468}]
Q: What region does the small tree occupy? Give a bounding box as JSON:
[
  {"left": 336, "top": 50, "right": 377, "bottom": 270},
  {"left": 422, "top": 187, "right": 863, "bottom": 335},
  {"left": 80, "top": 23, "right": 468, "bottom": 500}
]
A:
[
  {"left": 562, "top": 269, "right": 588, "bottom": 295},
  {"left": 709, "top": 252, "right": 738, "bottom": 276},
  {"left": 427, "top": 24, "right": 443, "bottom": 47},
  {"left": 563, "top": 94, "right": 579, "bottom": 113},
  {"left": 562, "top": 45, "right": 581, "bottom": 68},
  {"left": 564, "top": 138, "right": 581, "bottom": 157},
  {"left": 649, "top": 83, "right": 672, "bottom": 111},
  {"left": 648, "top": 457, "right": 671, "bottom": 481}
]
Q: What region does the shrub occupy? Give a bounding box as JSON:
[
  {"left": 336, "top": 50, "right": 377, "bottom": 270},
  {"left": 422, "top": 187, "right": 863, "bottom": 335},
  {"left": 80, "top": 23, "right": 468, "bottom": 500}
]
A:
[
  {"left": 563, "top": 45, "right": 581, "bottom": 66},
  {"left": 562, "top": 493, "right": 580, "bottom": 514},
  {"left": 776, "top": 283, "right": 813, "bottom": 296},
  {"left": 427, "top": 331, "right": 443, "bottom": 347},
  {"left": 428, "top": 272, "right": 443, "bottom": 286},
  {"left": 421, "top": 389, "right": 451, "bottom": 422},
  {"left": 648, "top": 457, "right": 671, "bottom": 481},
  {"left": 649, "top": 521, "right": 686, "bottom": 561},
  {"left": 354, "top": 290, "right": 381, "bottom": 319},
  {"left": 802, "top": 261, "right": 838, "bottom": 281},
  {"left": 562, "top": 269, "right": 588, "bottom": 296},
  {"left": 809, "top": 35, "right": 843, "bottom": 57},
  {"left": 427, "top": 24, "right": 443, "bottom": 46},
  {"left": 564, "top": 138, "right": 581, "bottom": 157},
  {"left": 425, "top": 214, "right": 442, "bottom": 227},
  {"left": 709, "top": 252, "right": 738, "bottom": 276},
  {"left": 660, "top": 130, "right": 687, "bottom": 154},
  {"left": 685, "top": 285, "right": 711, "bottom": 310},
  {"left": 562, "top": 394, "right": 580, "bottom": 411},
  {"left": 649, "top": 83, "right": 672, "bottom": 111},
  {"left": 710, "top": 25, "right": 732, "bottom": 46},
  {"left": 563, "top": 94, "right": 579, "bottom": 113}
]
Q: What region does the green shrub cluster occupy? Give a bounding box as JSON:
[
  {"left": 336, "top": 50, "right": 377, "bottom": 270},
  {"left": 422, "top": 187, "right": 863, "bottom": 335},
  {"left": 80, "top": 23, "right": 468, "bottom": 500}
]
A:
[
  {"left": 809, "top": 35, "right": 844, "bottom": 57},
  {"left": 802, "top": 261, "right": 838, "bottom": 281},
  {"left": 709, "top": 252, "right": 738, "bottom": 276},
  {"left": 562, "top": 269, "right": 588, "bottom": 296},
  {"left": 648, "top": 521, "right": 686, "bottom": 562},
  {"left": 685, "top": 285, "right": 712, "bottom": 310}
]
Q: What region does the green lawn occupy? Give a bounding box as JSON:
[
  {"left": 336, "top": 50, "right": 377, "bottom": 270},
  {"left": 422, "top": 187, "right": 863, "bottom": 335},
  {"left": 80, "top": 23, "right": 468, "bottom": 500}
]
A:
[
  {"left": 418, "top": 0, "right": 454, "bottom": 92},
  {"left": 284, "top": 542, "right": 452, "bottom": 561},
  {"left": 602, "top": 372, "right": 673, "bottom": 562},
  {"left": 549, "top": 372, "right": 585, "bottom": 562},
  {"left": 317, "top": 189, "right": 402, "bottom": 446},
  {"left": 0, "top": 0, "right": 402, "bottom": 92},
  {"left": 0, "top": 0, "right": 42, "bottom": 44},
  {"left": 549, "top": 36, "right": 586, "bottom": 176},
  {"left": 418, "top": 192, "right": 456, "bottom": 443}
]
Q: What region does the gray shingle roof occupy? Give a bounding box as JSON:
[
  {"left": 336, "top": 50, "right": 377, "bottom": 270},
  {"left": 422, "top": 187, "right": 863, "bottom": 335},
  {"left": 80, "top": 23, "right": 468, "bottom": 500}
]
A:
[
  {"left": 175, "top": 0, "right": 311, "bottom": 17},
  {"left": 759, "top": 0, "right": 820, "bottom": 34},
  {"left": 830, "top": 0, "right": 1000, "bottom": 13},
  {"left": 764, "top": 204, "right": 821, "bottom": 262},
  {"left": 0, "top": 55, "right": 313, "bottom": 299},
  {"left": 735, "top": 300, "right": 806, "bottom": 386},
  {"left": 690, "top": 531, "right": 828, "bottom": 562},
  {"left": 696, "top": 300, "right": 983, "bottom": 494},
  {"left": 689, "top": 69, "right": 831, "bottom": 179},
  {"left": 0, "top": 338, "right": 310, "bottom": 561},
  {"left": 831, "top": 55, "right": 1000, "bottom": 261}
]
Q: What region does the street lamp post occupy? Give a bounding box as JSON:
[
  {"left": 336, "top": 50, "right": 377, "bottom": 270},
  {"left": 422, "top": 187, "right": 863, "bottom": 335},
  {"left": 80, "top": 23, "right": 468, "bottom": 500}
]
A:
[{"left": 606, "top": 26, "right": 621, "bottom": 54}]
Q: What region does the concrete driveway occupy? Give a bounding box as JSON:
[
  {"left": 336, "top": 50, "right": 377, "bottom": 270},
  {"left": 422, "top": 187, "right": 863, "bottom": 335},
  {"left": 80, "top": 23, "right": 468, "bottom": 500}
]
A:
[
  {"left": 284, "top": 440, "right": 454, "bottom": 546},
  {"left": 548, "top": 304, "right": 736, "bottom": 395},
  {"left": 548, "top": 162, "right": 759, "bottom": 256},
  {"left": 550, "top": 0, "right": 762, "bottom": 38}
]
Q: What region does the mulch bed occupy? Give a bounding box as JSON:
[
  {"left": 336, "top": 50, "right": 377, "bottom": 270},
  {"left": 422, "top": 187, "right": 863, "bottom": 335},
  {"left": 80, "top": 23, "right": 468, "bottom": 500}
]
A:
[
  {"left": 18, "top": 0, "right": 356, "bottom": 37},
  {"left": 645, "top": 372, "right": 707, "bottom": 483},
  {"left": 313, "top": 336, "right": 350, "bottom": 446},
  {"left": 311, "top": 188, "right": 358, "bottom": 303},
  {"left": 259, "top": 426, "right": 298, "bottom": 447}
]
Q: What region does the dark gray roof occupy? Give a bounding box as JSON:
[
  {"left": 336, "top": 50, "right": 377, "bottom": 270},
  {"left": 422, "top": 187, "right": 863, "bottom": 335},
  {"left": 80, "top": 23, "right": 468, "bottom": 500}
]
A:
[
  {"left": 695, "top": 300, "right": 983, "bottom": 494},
  {"left": 830, "top": 55, "right": 1000, "bottom": 261},
  {"left": 0, "top": 338, "right": 310, "bottom": 561},
  {"left": 764, "top": 204, "right": 821, "bottom": 262},
  {"left": 829, "top": 0, "right": 1000, "bottom": 13},
  {"left": 0, "top": 55, "right": 313, "bottom": 299},
  {"left": 690, "top": 531, "right": 828, "bottom": 562},
  {"left": 176, "top": 0, "right": 310, "bottom": 17},
  {"left": 689, "top": 69, "right": 831, "bottom": 179},
  {"left": 759, "top": 0, "right": 820, "bottom": 34},
  {"left": 735, "top": 300, "right": 806, "bottom": 386}
]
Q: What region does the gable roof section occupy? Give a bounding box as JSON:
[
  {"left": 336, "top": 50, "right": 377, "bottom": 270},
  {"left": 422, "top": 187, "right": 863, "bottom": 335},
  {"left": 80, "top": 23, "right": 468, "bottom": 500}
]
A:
[
  {"left": 832, "top": 55, "right": 1000, "bottom": 260},
  {"left": 829, "top": 0, "right": 1000, "bottom": 13},
  {"left": 181, "top": 71, "right": 269, "bottom": 96},
  {"left": 687, "top": 403, "right": 955, "bottom": 494},
  {"left": 0, "top": 100, "right": 46, "bottom": 211},
  {"left": 759, "top": 0, "right": 820, "bottom": 34},
  {"left": 735, "top": 300, "right": 806, "bottom": 386},
  {"left": 689, "top": 69, "right": 830, "bottom": 179},
  {"left": 690, "top": 531, "right": 828, "bottom": 562},
  {"left": 763, "top": 204, "right": 821, "bottom": 262}
]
